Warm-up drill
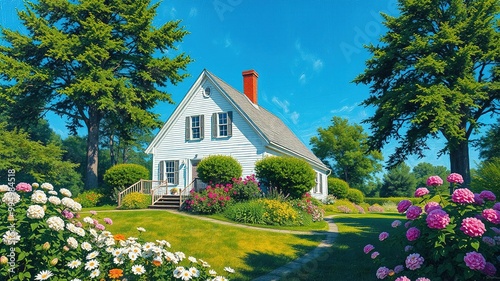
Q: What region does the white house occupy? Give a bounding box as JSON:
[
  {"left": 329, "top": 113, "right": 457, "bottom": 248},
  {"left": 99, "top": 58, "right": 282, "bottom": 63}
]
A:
[{"left": 145, "top": 69, "right": 329, "bottom": 201}]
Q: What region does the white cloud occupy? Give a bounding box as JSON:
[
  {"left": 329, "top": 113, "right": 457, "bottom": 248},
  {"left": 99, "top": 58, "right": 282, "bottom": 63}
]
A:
[
  {"left": 330, "top": 104, "right": 357, "bottom": 114},
  {"left": 295, "top": 40, "right": 324, "bottom": 73},
  {"left": 224, "top": 36, "right": 232, "bottom": 48},
  {"left": 272, "top": 96, "right": 300, "bottom": 124},
  {"left": 189, "top": 7, "right": 198, "bottom": 17},
  {"left": 313, "top": 59, "right": 324, "bottom": 71},
  {"left": 290, "top": 112, "right": 300, "bottom": 124},
  {"left": 298, "top": 73, "right": 306, "bottom": 84},
  {"left": 170, "top": 7, "right": 177, "bottom": 18}
]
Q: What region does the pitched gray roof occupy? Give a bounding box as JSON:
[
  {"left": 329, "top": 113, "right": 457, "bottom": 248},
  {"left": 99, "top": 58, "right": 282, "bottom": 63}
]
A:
[{"left": 205, "top": 70, "right": 328, "bottom": 171}]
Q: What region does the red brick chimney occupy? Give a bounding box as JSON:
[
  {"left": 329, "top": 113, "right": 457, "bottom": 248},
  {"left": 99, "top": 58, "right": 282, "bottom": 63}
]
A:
[{"left": 242, "top": 70, "right": 258, "bottom": 104}]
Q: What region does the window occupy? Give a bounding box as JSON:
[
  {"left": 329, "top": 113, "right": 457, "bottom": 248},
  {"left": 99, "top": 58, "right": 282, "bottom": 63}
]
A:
[
  {"left": 212, "top": 111, "right": 232, "bottom": 138},
  {"left": 185, "top": 115, "right": 204, "bottom": 140},
  {"left": 158, "top": 160, "right": 179, "bottom": 185},
  {"left": 315, "top": 172, "right": 323, "bottom": 193}
]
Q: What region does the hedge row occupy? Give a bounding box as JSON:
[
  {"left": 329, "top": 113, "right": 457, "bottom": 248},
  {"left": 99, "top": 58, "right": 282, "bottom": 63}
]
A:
[{"left": 364, "top": 197, "right": 421, "bottom": 205}]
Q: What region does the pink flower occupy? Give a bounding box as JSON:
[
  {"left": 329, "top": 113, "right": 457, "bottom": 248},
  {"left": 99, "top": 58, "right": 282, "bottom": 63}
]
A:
[
  {"left": 474, "top": 193, "right": 484, "bottom": 205},
  {"left": 482, "top": 262, "right": 497, "bottom": 276},
  {"left": 376, "top": 267, "right": 390, "bottom": 279},
  {"left": 90, "top": 210, "right": 97, "bottom": 216},
  {"left": 371, "top": 251, "right": 380, "bottom": 259},
  {"left": 451, "top": 188, "right": 475, "bottom": 204},
  {"left": 446, "top": 173, "right": 464, "bottom": 184},
  {"left": 414, "top": 187, "right": 429, "bottom": 197},
  {"left": 426, "top": 175, "right": 443, "bottom": 186},
  {"left": 483, "top": 209, "right": 500, "bottom": 224},
  {"left": 379, "top": 232, "right": 389, "bottom": 241},
  {"left": 395, "top": 277, "right": 411, "bottom": 281},
  {"left": 405, "top": 253, "right": 424, "bottom": 270},
  {"left": 406, "top": 206, "right": 422, "bottom": 220},
  {"left": 483, "top": 236, "right": 496, "bottom": 246},
  {"left": 464, "top": 251, "right": 486, "bottom": 270},
  {"left": 494, "top": 203, "right": 500, "bottom": 211},
  {"left": 406, "top": 227, "right": 421, "bottom": 241},
  {"left": 404, "top": 221, "right": 412, "bottom": 228},
  {"left": 404, "top": 245, "right": 413, "bottom": 252},
  {"left": 104, "top": 218, "right": 113, "bottom": 225},
  {"left": 391, "top": 220, "right": 402, "bottom": 228},
  {"left": 15, "top": 182, "right": 32, "bottom": 192},
  {"left": 397, "top": 200, "right": 412, "bottom": 213},
  {"left": 416, "top": 278, "right": 431, "bottom": 281},
  {"left": 95, "top": 224, "right": 105, "bottom": 231},
  {"left": 460, "top": 217, "right": 486, "bottom": 237},
  {"left": 480, "top": 190, "right": 496, "bottom": 201},
  {"left": 75, "top": 222, "right": 82, "bottom": 228},
  {"left": 491, "top": 227, "right": 500, "bottom": 234},
  {"left": 394, "top": 265, "right": 404, "bottom": 274},
  {"left": 363, "top": 244, "right": 375, "bottom": 254},
  {"left": 424, "top": 201, "right": 441, "bottom": 213},
  {"left": 61, "top": 210, "right": 74, "bottom": 219},
  {"left": 426, "top": 209, "right": 450, "bottom": 229}
]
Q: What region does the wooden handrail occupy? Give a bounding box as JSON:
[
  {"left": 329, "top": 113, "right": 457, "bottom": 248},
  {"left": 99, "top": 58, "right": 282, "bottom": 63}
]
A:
[{"left": 117, "top": 179, "right": 167, "bottom": 207}]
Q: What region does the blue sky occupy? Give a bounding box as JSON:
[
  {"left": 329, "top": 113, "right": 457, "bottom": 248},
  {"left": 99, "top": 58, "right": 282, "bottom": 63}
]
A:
[{"left": 1, "top": 0, "right": 487, "bottom": 170}]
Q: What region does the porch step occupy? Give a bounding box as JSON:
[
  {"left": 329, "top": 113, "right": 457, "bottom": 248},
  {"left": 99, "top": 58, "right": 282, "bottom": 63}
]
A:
[{"left": 149, "top": 195, "right": 181, "bottom": 210}]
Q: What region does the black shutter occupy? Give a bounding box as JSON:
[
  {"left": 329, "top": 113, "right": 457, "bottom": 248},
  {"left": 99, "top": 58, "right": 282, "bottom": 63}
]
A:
[
  {"left": 174, "top": 160, "right": 180, "bottom": 185},
  {"left": 158, "top": 161, "right": 164, "bottom": 181},
  {"left": 185, "top": 116, "right": 191, "bottom": 141},
  {"left": 227, "top": 111, "right": 233, "bottom": 137},
  {"left": 200, "top": 115, "right": 205, "bottom": 139},
  {"left": 211, "top": 113, "right": 217, "bottom": 138}
]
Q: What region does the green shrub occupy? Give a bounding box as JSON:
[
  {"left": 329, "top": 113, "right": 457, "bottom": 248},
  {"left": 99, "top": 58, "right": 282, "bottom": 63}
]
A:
[
  {"left": 382, "top": 201, "right": 398, "bottom": 212},
  {"left": 197, "top": 155, "right": 242, "bottom": 184},
  {"left": 255, "top": 156, "right": 315, "bottom": 199},
  {"left": 121, "top": 192, "right": 151, "bottom": 209},
  {"left": 324, "top": 199, "right": 363, "bottom": 214},
  {"left": 328, "top": 177, "right": 349, "bottom": 199},
  {"left": 185, "top": 184, "right": 233, "bottom": 214},
  {"left": 103, "top": 164, "right": 150, "bottom": 201},
  {"left": 74, "top": 190, "right": 104, "bottom": 208},
  {"left": 223, "top": 200, "right": 266, "bottom": 224},
  {"left": 368, "top": 203, "right": 385, "bottom": 213},
  {"left": 346, "top": 188, "right": 364, "bottom": 204},
  {"left": 291, "top": 198, "right": 325, "bottom": 222},
  {"left": 231, "top": 174, "right": 262, "bottom": 202}
]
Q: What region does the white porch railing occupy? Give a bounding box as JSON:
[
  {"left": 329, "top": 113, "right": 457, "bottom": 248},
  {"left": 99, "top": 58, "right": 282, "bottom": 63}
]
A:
[{"left": 117, "top": 180, "right": 167, "bottom": 207}]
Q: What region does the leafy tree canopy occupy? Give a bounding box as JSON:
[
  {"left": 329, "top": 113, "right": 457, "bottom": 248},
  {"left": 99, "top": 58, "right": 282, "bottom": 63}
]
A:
[
  {"left": 476, "top": 118, "right": 500, "bottom": 161},
  {"left": 412, "top": 162, "right": 449, "bottom": 188},
  {"left": 354, "top": 0, "right": 500, "bottom": 185},
  {"left": 310, "top": 116, "right": 383, "bottom": 189},
  {"left": 0, "top": 0, "right": 192, "bottom": 189}
]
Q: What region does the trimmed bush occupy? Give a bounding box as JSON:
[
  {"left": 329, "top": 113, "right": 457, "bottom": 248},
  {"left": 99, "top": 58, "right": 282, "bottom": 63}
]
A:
[
  {"left": 74, "top": 190, "right": 104, "bottom": 208},
  {"left": 328, "top": 177, "right": 349, "bottom": 199},
  {"left": 364, "top": 197, "right": 420, "bottom": 206},
  {"left": 346, "top": 188, "right": 364, "bottom": 204},
  {"left": 471, "top": 157, "right": 500, "bottom": 196},
  {"left": 223, "top": 200, "right": 266, "bottom": 224},
  {"left": 197, "top": 155, "right": 242, "bottom": 184},
  {"left": 103, "top": 163, "right": 150, "bottom": 201},
  {"left": 261, "top": 199, "right": 300, "bottom": 226},
  {"left": 255, "top": 156, "right": 316, "bottom": 199},
  {"left": 121, "top": 192, "right": 151, "bottom": 209}
]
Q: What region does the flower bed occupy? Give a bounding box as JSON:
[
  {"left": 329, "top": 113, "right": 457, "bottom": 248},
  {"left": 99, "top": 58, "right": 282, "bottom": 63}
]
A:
[
  {"left": 0, "top": 182, "right": 232, "bottom": 280},
  {"left": 363, "top": 173, "right": 500, "bottom": 280}
]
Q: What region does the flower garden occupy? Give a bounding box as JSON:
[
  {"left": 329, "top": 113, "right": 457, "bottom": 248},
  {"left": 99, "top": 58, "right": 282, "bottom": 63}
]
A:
[
  {"left": 0, "top": 182, "right": 233, "bottom": 280},
  {"left": 363, "top": 173, "right": 500, "bottom": 280}
]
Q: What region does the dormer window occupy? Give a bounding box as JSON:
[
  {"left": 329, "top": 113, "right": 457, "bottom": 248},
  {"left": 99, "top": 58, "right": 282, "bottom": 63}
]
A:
[{"left": 203, "top": 87, "right": 211, "bottom": 97}]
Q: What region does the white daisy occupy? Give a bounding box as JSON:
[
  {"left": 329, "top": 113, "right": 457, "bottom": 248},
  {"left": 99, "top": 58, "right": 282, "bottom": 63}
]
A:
[
  {"left": 83, "top": 217, "right": 94, "bottom": 224},
  {"left": 173, "top": 266, "right": 185, "bottom": 278},
  {"left": 34, "top": 270, "right": 53, "bottom": 280},
  {"left": 84, "top": 259, "right": 99, "bottom": 270},
  {"left": 131, "top": 264, "right": 146, "bottom": 275},
  {"left": 189, "top": 267, "right": 200, "bottom": 277},
  {"left": 70, "top": 279, "right": 81, "bottom": 281},
  {"left": 128, "top": 252, "right": 138, "bottom": 261},
  {"left": 188, "top": 256, "right": 197, "bottom": 263},
  {"left": 180, "top": 269, "right": 193, "bottom": 280},
  {"left": 67, "top": 237, "right": 78, "bottom": 249},
  {"left": 209, "top": 269, "right": 217, "bottom": 276},
  {"left": 113, "top": 257, "right": 124, "bottom": 265},
  {"left": 224, "top": 267, "right": 235, "bottom": 273},
  {"left": 81, "top": 242, "right": 92, "bottom": 251},
  {"left": 26, "top": 205, "right": 45, "bottom": 219},
  {"left": 2, "top": 230, "right": 21, "bottom": 245},
  {"left": 86, "top": 251, "right": 99, "bottom": 260},
  {"left": 67, "top": 260, "right": 81, "bottom": 269},
  {"left": 89, "top": 269, "right": 100, "bottom": 278},
  {"left": 0, "top": 185, "right": 9, "bottom": 192},
  {"left": 48, "top": 191, "right": 58, "bottom": 195},
  {"left": 175, "top": 251, "right": 186, "bottom": 261},
  {"left": 213, "top": 276, "right": 228, "bottom": 281},
  {"left": 137, "top": 227, "right": 146, "bottom": 232}
]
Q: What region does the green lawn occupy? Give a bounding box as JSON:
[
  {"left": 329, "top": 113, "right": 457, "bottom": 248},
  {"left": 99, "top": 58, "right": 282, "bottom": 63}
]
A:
[
  {"left": 88, "top": 209, "right": 324, "bottom": 280},
  {"left": 283, "top": 213, "right": 405, "bottom": 281}
]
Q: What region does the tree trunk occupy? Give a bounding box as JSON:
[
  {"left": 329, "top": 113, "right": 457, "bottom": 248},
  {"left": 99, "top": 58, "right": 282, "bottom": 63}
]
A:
[
  {"left": 85, "top": 109, "right": 100, "bottom": 190},
  {"left": 449, "top": 139, "right": 471, "bottom": 187},
  {"left": 109, "top": 134, "right": 116, "bottom": 166}
]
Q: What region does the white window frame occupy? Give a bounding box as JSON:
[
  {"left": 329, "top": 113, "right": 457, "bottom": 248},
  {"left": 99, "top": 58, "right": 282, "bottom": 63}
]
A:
[
  {"left": 158, "top": 160, "right": 179, "bottom": 185},
  {"left": 212, "top": 111, "right": 232, "bottom": 138}
]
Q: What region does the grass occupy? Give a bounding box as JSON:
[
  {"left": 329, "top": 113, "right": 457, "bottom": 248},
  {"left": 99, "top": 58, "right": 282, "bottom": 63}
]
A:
[
  {"left": 283, "top": 213, "right": 405, "bottom": 281},
  {"left": 90, "top": 209, "right": 324, "bottom": 280}
]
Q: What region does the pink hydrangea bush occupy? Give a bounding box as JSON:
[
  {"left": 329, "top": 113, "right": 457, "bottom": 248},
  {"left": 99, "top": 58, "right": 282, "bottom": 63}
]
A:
[{"left": 363, "top": 173, "right": 500, "bottom": 280}]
